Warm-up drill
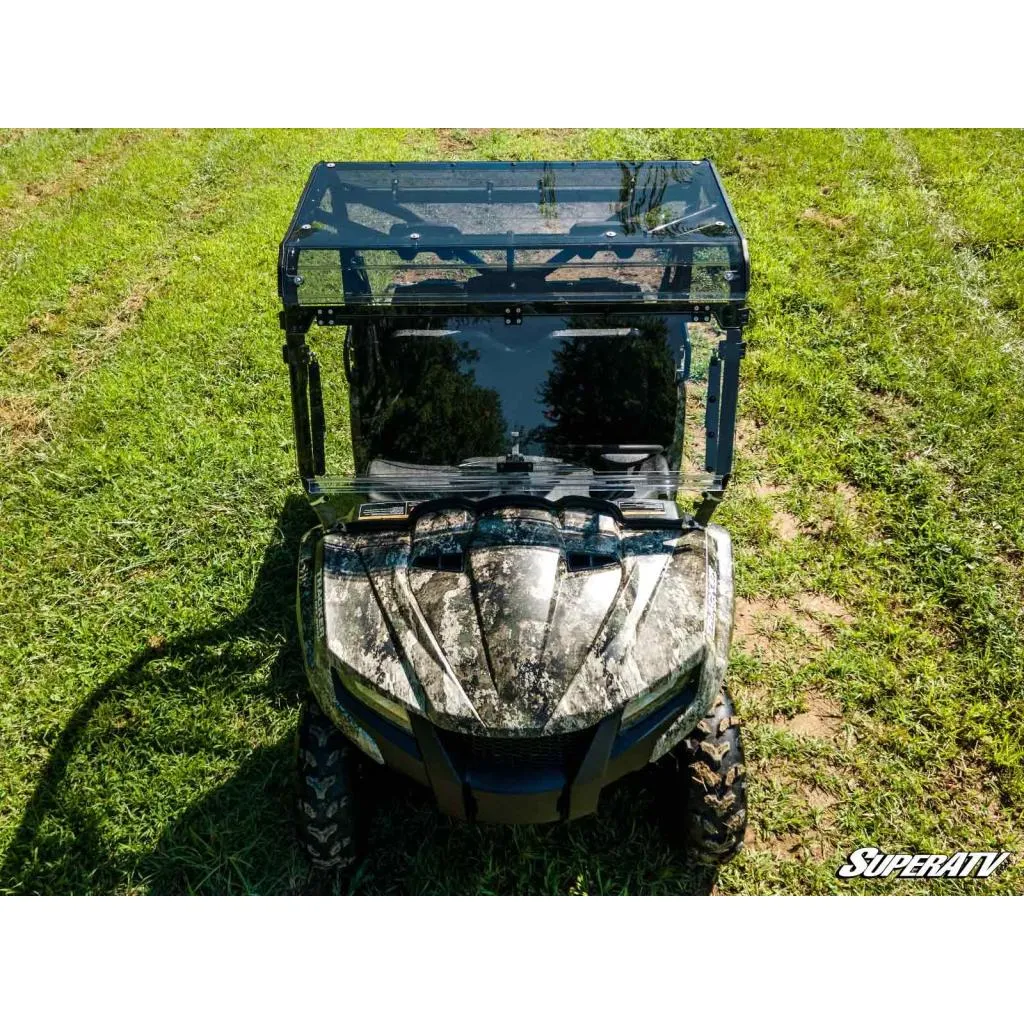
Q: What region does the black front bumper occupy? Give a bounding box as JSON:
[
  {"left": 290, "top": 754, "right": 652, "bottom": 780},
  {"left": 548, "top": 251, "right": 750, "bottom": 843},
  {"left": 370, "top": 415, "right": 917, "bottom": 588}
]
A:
[{"left": 332, "top": 675, "right": 695, "bottom": 824}]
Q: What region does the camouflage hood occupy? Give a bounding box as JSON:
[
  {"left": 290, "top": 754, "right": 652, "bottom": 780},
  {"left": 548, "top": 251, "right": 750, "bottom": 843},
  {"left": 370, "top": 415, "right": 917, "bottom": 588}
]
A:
[{"left": 315, "top": 505, "right": 727, "bottom": 736}]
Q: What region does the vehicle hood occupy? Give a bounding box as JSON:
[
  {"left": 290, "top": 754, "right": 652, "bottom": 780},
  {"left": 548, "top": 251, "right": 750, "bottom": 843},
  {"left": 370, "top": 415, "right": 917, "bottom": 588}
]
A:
[{"left": 320, "top": 506, "right": 716, "bottom": 734}]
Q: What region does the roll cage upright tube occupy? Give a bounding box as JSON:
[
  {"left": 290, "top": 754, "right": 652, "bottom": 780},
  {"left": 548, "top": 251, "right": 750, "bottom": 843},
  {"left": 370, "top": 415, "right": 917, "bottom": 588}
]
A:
[
  {"left": 695, "top": 325, "right": 746, "bottom": 525},
  {"left": 283, "top": 327, "right": 316, "bottom": 482}
]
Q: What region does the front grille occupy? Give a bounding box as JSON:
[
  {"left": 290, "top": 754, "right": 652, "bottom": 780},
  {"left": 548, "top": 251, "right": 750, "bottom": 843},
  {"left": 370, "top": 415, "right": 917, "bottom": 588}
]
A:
[
  {"left": 439, "top": 727, "right": 595, "bottom": 773},
  {"left": 566, "top": 551, "right": 619, "bottom": 571},
  {"left": 410, "top": 551, "right": 465, "bottom": 572}
]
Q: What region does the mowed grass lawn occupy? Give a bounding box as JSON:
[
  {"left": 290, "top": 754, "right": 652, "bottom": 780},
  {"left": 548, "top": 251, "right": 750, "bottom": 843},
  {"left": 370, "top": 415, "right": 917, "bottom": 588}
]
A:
[{"left": 1, "top": 129, "right": 1022, "bottom": 895}]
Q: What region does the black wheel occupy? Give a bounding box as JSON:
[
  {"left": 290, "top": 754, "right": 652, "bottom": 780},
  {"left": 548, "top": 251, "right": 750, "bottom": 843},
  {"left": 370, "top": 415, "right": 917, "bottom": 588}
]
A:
[
  {"left": 663, "top": 686, "right": 747, "bottom": 865},
  {"left": 296, "top": 696, "right": 364, "bottom": 871}
]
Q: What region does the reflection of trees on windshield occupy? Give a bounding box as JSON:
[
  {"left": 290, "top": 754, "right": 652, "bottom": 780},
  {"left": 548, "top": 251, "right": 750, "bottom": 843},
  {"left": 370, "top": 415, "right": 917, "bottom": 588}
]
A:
[
  {"left": 347, "top": 314, "right": 681, "bottom": 472},
  {"left": 348, "top": 320, "right": 507, "bottom": 470},
  {"left": 533, "top": 316, "right": 677, "bottom": 464},
  {"left": 615, "top": 162, "right": 694, "bottom": 234}
]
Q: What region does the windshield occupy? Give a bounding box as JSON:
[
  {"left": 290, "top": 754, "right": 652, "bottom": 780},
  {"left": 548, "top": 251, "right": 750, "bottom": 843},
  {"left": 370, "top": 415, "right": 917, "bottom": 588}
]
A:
[
  {"left": 302, "top": 313, "right": 724, "bottom": 520},
  {"left": 347, "top": 314, "right": 682, "bottom": 472}
]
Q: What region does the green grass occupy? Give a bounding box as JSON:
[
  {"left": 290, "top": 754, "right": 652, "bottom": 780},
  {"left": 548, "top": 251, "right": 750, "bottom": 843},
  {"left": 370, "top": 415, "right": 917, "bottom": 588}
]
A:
[{"left": 1, "top": 128, "right": 1021, "bottom": 894}]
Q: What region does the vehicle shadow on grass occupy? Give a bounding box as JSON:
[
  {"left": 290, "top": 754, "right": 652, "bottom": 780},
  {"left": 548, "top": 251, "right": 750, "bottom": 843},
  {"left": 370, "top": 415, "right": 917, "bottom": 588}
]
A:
[
  {"left": 129, "top": 754, "right": 717, "bottom": 896},
  {"left": 0, "top": 494, "right": 317, "bottom": 896},
  {"left": 135, "top": 753, "right": 718, "bottom": 895},
  {"left": 1, "top": 495, "right": 716, "bottom": 896}
]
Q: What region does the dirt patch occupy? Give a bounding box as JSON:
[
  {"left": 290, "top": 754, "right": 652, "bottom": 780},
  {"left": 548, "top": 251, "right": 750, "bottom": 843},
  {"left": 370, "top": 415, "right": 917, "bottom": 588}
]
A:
[
  {"left": 864, "top": 389, "right": 915, "bottom": 427},
  {"left": 778, "top": 693, "right": 844, "bottom": 740},
  {"left": 802, "top": 784, "right": 838, "bottom": 812},
  {"left": 0, "top": 395, "right": 47, "bottom": 447},
  {"left": 794, "top": 592, "right": 854, "bottom": 624},
  {"left": 6, "top": 282, "right": 94, "bottom": 373},
  {"left": 745, "top": 828, "right": 804, "bottom": 860},
  {"left": 932, "top": 755, "right": 1007, "bottom": 831},
  {"left": 99, "top": 281, "right": 152, "bottom": 339},
  {"left": 733, "top": 592, "right": 854, "bottom": 662},
  {"left": 21, "top": 164, "right": 94, "bottom": 203},
  {"left": 741, "top": 478, "right": 803, "bottom": 541},
  {"left": 749, "top": 478, "right": 785, "bottom": 500},
  {"left": 436, "top": 129, "right": 492, "bottom": 155},
  {"left": 800, "top": 207, "right": 854, "bottom": 232},
  {"left": 0, "top": 152, "right": 100, "bottom": 230},
  {"left": 734, "top": 416, "right": 766, "bottom": 456},
  {"left": 0, "top": 129, "right": 36, "bottom": 147},
  {"left": 888, "top": 282, "right": 917, "bottom": 298},
  {"left": 835, "top": 481, "right": 860, "bottom": 512},
  {"left": 742, "top": 761, "right": 847, "bottom": 863},
  {"left": 808, "top": 483, "right": 860, "bottom": 538},
  {"left": 745, "top": 824, "right": 837, "bottom": 862},
  {"left": 733, "top": 597, "right": 778, "bottom": 659},
  {"left": 770, "top": 510, "right": 802, "bottom": 541}
]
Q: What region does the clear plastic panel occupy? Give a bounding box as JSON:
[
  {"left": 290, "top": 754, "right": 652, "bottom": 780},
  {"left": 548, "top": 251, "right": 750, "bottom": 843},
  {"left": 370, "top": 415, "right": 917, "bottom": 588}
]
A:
[
  {"left": 282, "top": 161, "right": 747, "bottom": 309},
  {"left": 303, "top": 313, "right": 724, "bottom": 509},
  {"left": 680, "top": 321, "right": 723, "bottom": 478}
]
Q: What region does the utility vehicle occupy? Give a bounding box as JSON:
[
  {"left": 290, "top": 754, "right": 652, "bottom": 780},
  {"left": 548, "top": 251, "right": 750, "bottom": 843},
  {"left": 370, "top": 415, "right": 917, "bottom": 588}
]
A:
[{"left": 278, "top": 160, "right": 750, "bottom": 870}]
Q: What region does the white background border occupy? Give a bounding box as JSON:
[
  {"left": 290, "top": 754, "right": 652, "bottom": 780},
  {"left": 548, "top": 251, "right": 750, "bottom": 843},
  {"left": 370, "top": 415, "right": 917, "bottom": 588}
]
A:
[
  {"left": 1, "top": 896, "right": 1017, "bottom": 1019},
  {"left": 1, "top": 1, "right": 1020, "bottom": 126},
  {"left": 1, "top": 2, "right": 1017, "bottom": 1016}
]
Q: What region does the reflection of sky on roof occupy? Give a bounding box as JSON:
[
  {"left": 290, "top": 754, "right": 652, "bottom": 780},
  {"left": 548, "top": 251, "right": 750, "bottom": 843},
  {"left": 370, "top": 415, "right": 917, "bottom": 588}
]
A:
[{"left": 294, "top": 160, "right": 733, "bottom": 242}]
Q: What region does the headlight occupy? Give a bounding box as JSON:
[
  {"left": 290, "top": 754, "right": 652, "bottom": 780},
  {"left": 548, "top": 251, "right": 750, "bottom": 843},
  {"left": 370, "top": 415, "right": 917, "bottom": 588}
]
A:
[
  {"left": 621, "top": 668, "right": 693, "bottom": 725},
  {"left": 335, "top": 667, "right": 413, "bottom": 732}
]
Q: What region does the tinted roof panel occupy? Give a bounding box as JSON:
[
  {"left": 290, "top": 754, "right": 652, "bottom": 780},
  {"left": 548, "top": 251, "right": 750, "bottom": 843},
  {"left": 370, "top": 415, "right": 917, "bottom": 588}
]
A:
[{"left": 279, "top": 161, "right": 747, "bottom": 312}]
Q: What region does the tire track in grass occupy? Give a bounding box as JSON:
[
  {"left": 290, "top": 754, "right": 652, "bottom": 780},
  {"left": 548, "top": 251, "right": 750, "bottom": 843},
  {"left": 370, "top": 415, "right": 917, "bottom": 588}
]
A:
[
  {"left": 0, "top": 130, "right": 441, "bottom": 611},
  {"left": 0, "top": 133, "right": 439, "bottom": 687},
  {"left": 836, "top": 133, "right": 1023, "bottom": 884},
  {"left": 893, "top": 129, "right": 1024, "bottom": 613},
  {"left": 886, "top": 131, "right": 1024, "bottom": 575},
  {"left": 887, "top": 132, "right": 1024, "bottom": 855},
  {"left": 903, "top": 130, "right": 1024, "bottom": 348},
  {"left": 0, "top": 131, "right": 281, "bottom": 455},
  {"left": 0, "top": 130, "right": 225, "bottom": 354},
  {"left": 658, "top": 130, "right": 1024, "bottom": 892},
  {"left": 889, "top": 129, "right": 1023, "bottom": 362},
  {"left": 0, "top": 130, "right": 141, "bottom": 235}
]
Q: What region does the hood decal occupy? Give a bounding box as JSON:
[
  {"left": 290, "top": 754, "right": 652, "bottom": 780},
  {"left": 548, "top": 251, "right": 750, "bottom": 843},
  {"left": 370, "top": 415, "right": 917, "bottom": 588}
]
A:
[
  {"left": 468, "top": 544, "right": 562, "bottom": 704},
  {"left": 322, "top": 508, "right": 710, "bottom": 734}
]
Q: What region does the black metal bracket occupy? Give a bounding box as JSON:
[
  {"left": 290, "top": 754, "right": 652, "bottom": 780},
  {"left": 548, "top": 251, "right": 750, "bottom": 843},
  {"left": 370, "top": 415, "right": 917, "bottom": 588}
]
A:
[
  {"left": 308, "top": 355, "right": 327, "bottom": 477},
  {"left": 285, "top": 300, "right": 739, "bottom": 327},
  {"left": 279, "top": 307, "right": 315, "bottom": 333}
]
